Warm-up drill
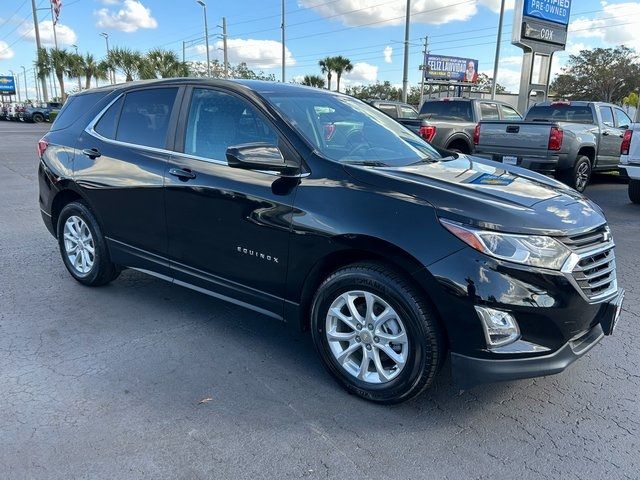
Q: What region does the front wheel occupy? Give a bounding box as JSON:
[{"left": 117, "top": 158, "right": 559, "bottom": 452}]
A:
[
  {"left": 57, "top": 201, "right": 120, "bottom": 286},
  {"left": 629, "top": 179, "right": 640, "bottom": 204},
  {"left": 557, "top": 155, "right": 592, "bottom": 192},
  {"left": 32, "top": 113, "right": 45, "bottom": 123},
  {"left": 311, "top": 263, "right": 445, "bottom": 404}
]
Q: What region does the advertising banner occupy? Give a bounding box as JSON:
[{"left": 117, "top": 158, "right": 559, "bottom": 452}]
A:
[
  {"left": 523, "top": 0, "right": 572, "bottom": 26},
  {"left": 0, "top": 76, "right": 17, "bottom": 96},
  {"left": 423, "top": 55, "right": 479, "bottom": 83}
]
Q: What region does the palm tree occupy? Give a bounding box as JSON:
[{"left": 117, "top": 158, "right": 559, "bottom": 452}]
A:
[
  {"left": 301, "top": 74, "right": 325, "bottom": 88},
  {"left": 66, "top": 52, "right": 84, "bottom": 93},
  {"left": 332, "top": 56, "right": 353, "bottom": 92},
  {"left": 318, "top": 57, "right": 336, "bottom": 90},
  {"left": 79, "top": 54, "right": 101, "bottom": 90},
  {"left": 47, "top": 48, "right": 71, "bottom": 100},
  {"left": 108, "top": 47, "right": 143, "bottom": 82},
  {"left": 94, "top": 61, "right": 110, "bottom": 88},
  {"left": 144, "top": 48, "right": 189, "bottom": 78}
]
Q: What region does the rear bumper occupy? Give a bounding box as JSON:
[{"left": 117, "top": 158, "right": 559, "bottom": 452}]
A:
[
  {"left": 474, "top": 151, "right": 563, "bottom": 174},
  {"left": 619, "top": 164, "right": 640, "bottom": 180},
  {"left": 451, "top": 290, "right": 624, "bottom": 390}
]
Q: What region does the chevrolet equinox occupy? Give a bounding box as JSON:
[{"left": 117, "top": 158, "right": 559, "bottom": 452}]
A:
[{"left": 38, "top": 79, "right": 624, "bottom": 403}]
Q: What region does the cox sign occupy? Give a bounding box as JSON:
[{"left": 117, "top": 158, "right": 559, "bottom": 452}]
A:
[{"left": 524, "top": 0, "right": 572, "bottom": 26}]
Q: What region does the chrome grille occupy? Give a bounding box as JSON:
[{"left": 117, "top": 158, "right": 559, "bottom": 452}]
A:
[{"left": 560, "top": 226, "right": 617, "bottom": 302}]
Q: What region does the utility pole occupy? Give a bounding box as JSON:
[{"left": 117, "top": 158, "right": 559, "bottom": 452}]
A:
[
  {"left": 490, "top": 0, "right": 506, "bottom": 100},
  {"left": 34, "top": 68, "right": 40, "bottom": 102},
  {"left": 197, "top": 0, "right": 211, "bottom": 76},
  {"left": 281, "top": 0, "right": 285, "bottom": 82},
  {"left": 182, "top": 41, "right": 186, "bottom": 63},
  {"left": 222, "top": 17, "right": 228, "bottom": 78},
  {"left": 50, "top": 1, "right": 59, "bottom": 50},
  {"left": 30, "top": 0, "right": 48, "bottom": 101},
  {"left": 401, "top": 0, "right": 411, "bottom": 102},
  {"left": 419, "top": 36, "right": 428, "bottom": 108},
  {"left": 21, "top": 66, "right": 28, "bottom": 101},
  {"left": 100, "top": 33, "right": 113, "bottom": 84}
]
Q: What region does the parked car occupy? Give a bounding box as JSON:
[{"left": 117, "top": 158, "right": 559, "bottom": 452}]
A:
[
  {"left": 38, "top": 80, "right": 624, "bottom": 403},
  {"left": 5, "top": 102, "right": 22, "bottom": 121},
  {"left": 417, "top": 98, "right": 522, "bottom": 153},
  {"left": 0, "top": 103, "right": 8, "bottom": 120},
  {"left": 619, "top": 123, "right": 640, "bottom": 203},
  {"left": 365, "top": 99, "right": 433, "bottom": 140},
  {"left": 474, "top": 101, "right": 632, "bottom": 192},
  {"left": 21, "top": 101, "right": 63, "bottom": 123}
]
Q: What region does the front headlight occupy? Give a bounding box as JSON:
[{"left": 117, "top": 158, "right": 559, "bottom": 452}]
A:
[{"left": 440, "top": 218, "right": 571, "bottom": 270}]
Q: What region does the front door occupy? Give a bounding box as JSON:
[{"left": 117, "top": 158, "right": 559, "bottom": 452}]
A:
[
  {"left": 163, "top": 87, "right": 298, "bottom": 318},
  {"left": 597, "top": 105, "right": 624, "bottom": 168}
]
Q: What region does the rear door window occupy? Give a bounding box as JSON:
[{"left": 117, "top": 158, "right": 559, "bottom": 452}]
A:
[
  {"left": 377, "top": 104, "right": 398, "bottom": 118},
  {"left": 94, "top": 96, "right": 124, "bottom": 139},
  {"left": 116, "top": 88, "right": 178, "bottom": 149},
  {"left": 614, "top": 108, "right": 632, "bottom": 129},
  {"left": 479, "top": 103, "right": 500, "bottom": 120},
  {"left": 598, "top": 106, "right": 615, "bottom": 128},
  {"left": 50, "top": 92, "right": 108, "bottom": 131},
  {"left": 499, "top": 104, "right": 521, "bottom": 120},
  {"left": 184, "top": 88, "right": 277, "bottom": 161},
  {"left": 399, "top": 105, "right": 418, "bottom": 119}
]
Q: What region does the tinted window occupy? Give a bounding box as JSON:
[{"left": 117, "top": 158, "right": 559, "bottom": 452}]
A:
[
  {"left": 479, "top": 103, "right": 500, "bottom": 120},
  {"left": 51, "top": 92, "right": 108, "bottom": 131},
  {"left": 525, "top": 105, "right": 595, "bottom": 123},
  {"left": 377, "top": 104, "right": 398, "bottom": 118},
  {"left": 399, "top": 105, "right": 418, "bottom": 119},
  {"left": 263, "top": 91, "right": 441, "bottom": 166},
  {"left": 116, "top": 88, "right": 178, "bottom": 148},
  {"left": 499, "top": 104, "right": 521, "bottom": 120},
  {"left": 598, "top": 106, "right": 614, "bottom": 127},
  {"left": 614, "top": 108, "right": 632, "bottom": 129},
  {"left": 419, "top": 100, "right": 473, "bottom": 121},
  {"left": 184, "top": 88, "right": 277, "bottom": 161},
  {"left": 94, "top": 96, "right": 123, "bottom": 139}
]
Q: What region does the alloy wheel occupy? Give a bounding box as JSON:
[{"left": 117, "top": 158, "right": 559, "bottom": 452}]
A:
[
  {"left": 576, "top": 162, "right": 590, "bottom": 191},
  {"left": 63, "top": 215, "right": 95, "bottom": 275}
]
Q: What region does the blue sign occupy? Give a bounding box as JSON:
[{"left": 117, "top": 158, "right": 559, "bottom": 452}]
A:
[
  {"left": 524, "top": 0, "right": 572, "bottom": 26},
  {"left": 424, "top": 55, "right": 479, "bottom": 83},
  {"left": 0, "top": 75, "right": 16, "bottom": 95}
]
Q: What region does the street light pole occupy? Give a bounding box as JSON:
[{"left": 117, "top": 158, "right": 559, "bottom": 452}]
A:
[
  {"left": 401, "top": 0, "right": 411, "bottom": 102},
  {"left": 21, "top": 66, "right": 28, "bottom": 102},
  {"left": 71, "top": 43, "right": 82, "bottom": 91},
  {"left": 222, "top": 17, "right": 228, "bottom": 79},
  {"left": 491, "top": 0, "right": 506, "bottom": 100},
  {"left": 30, "top": 0, "right": 48, "bottom": 101},
  {"left": 197, "top": 0, "right": 211, "bottom": 77},
  {"left": 100, "top": 32, "right": 113, "bottom": 84},
  {"left": 281, "top": 0, "right": 285, "bottom": 82}
]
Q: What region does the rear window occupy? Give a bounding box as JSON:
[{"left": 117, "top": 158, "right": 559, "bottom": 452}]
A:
[
  {"left": 525, "top": 105, "right": 595, "bottom": 124},
  {"left": 419, "top": 100, "right": 473, "bottom": 121},
  {"left": 50, "top": 92, "right": 108, "bottom": 131}
]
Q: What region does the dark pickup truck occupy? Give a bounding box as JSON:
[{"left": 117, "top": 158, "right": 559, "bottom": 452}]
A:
[
  {"left": 21, "top": 102, "right": 63, "bottom": 123},
  {"left": 365, "top": 100, "right": 434, "bottom": 142}
]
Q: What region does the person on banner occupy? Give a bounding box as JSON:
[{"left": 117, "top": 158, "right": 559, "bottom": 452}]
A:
[{"left": 464, "top": 60, "right": 478, "bottom": 83}]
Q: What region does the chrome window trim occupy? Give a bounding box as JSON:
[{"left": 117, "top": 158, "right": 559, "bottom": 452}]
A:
[{"left": 85, "top": 92, "right": 309, "bottom": 178}]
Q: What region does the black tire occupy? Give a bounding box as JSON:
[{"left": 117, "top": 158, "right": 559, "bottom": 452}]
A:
[
  {"left": 311, "top": 263, "right": 445, "bottom": 404},
  {"left": 32, "top": 113, "right": 45, "bottom": 123},
  {"left": 558, "top": 155, "right": 592, "bottom": 192},
  {"left": 629, "top": 179, "right": 640, "bottom": 204},
  {"left": 57, "top": 201, "right": 120, "bottom": 286}
]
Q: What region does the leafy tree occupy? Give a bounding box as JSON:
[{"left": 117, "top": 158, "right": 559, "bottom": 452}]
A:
[
  {"left": 187, "top": 60, "right": 275, "bottom": 80},
  {"left": 108, "top": 47, "right": 144, "bottom": 82},
  {"left": 301, "top": 74, "right": 325, "bottom": 88},
  {"left": 331, "top": 56, "right": 353, "bottom": 92},
  {"left": 78, "top": 54, "right": 101, "bottom": 90},
  {"left": 550, "top": 46, "right": 640, "bottom": 103},
  {"left": 474, "top": 73, "right": 506, "bottom": 94},
  {"left": 37, "top": 48, "right": 72, "bottom": 100},
  {"left": 345, "top": 81, "right": 401, "bottom": 101},
  {"left": 94, "top": 60, "right": 110, "bottom": 87},
  {"left": 623, "top": 92, "right": 639, "bottom": 108},
  {"left": 319, "top": 57, "right": 337, "bottom": 90},
  {"left": 142, "top": 48, "right": 188, "bottom": 79}
]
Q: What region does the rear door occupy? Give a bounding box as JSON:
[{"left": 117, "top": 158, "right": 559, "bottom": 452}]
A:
[
  {"left": 163, "top": 86, "right": 299, "bottom": 318},
  {"left": 597, "top": 105, "right": 622, "bottom": 168},
  {"left": 77, "top": 86, "right": 182, "bottom": 274}
]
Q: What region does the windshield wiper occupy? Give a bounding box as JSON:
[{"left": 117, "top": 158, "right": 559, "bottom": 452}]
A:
[{"left": 343, "top": 160, "right": 389, "bottom": 167}]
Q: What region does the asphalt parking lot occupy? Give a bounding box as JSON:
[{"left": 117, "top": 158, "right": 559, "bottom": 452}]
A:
[{"left": 1, "top": 121, "right": 638, "bottom": 480}]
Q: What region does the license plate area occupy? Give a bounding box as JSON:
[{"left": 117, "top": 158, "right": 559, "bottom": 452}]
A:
[{"left": 502, "top": 155, "right": 518, "bottom": 165}]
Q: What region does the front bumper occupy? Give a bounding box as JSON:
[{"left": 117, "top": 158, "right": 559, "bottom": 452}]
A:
[{"left": 451, "top": 289, "right": 624, "bottom": 390}]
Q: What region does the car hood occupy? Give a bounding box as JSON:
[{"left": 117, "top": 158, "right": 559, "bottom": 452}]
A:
[{"left": 344, "top": 155, "right": 606, "bottom": 235}]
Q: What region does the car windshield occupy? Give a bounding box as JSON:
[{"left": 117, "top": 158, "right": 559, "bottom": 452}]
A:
[{"left": 261, "top": 91, "right": 442, "bottom": 166}]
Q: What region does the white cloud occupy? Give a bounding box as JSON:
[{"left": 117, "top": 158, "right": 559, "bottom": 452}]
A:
[
  {"left": 296, "top": 0, "right": 513, "bottom": 27},
  {"left": 19, "top": 20, "right": 77, "bottom": 47},
  {"left": 345, "top": 62, "right": 378, "bottom": 83},
  {"left": 480, "top": 67, "right": 521, "bottom": 93},
  {"left": 569, "top": 2, "right": 640, "bottom": 51},
  {"left": 196, "top": 39, "right": 295, "bottom": 69},
  {"left": 0, "top": 40, "right": 15, "bottom": 60},
  {"left": 383, "top": 45, "right": 393, "bottom": 63},
  {"left": 96, "top": 0, "right": 157, "bottom": 33}
]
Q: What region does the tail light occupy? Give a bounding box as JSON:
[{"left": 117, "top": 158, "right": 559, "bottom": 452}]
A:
[
  {"left": 473, "top": 123, "right": 480, "bottom": 145},
  {"left": 37, "top": 138, "right": 49, "bottom": 159},
  {"left": 621, "top": 129, "right": 633, "bottom": 155},
  {"left": 548, "top": 127, "right": 563, "bottom": 151},
  {"left": 419, "top": 124, "right": 437, "bottom": 142}
]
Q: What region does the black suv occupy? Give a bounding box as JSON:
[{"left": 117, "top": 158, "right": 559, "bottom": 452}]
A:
[{"left": 38, "top": 79, "right": 624, "bottom": 404}]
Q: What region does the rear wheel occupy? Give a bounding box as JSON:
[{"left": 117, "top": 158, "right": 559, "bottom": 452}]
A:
[
  {"left": 629, "top": 179, "right": 640, "bottom": 204},
  {"left": 558, "top": 155, "right": 591, "bottom": 192},
  {"left": 57, "top": 201, "right": 120, "bottom": 286},
  {"left": 311, "top": 263, "right": 444, "bottom": 404},
  {"left": 32, "top": 113, "right": 45, "bottom": 123}
]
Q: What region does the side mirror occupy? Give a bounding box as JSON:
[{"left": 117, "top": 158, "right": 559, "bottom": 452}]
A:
[{"left": 226, "top": 143, "right": 299, "bottom": 175}]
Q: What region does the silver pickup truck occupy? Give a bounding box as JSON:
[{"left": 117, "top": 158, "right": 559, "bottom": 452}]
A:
[{"left": 474, "top": 101, "right": 632, "bottom": 192}]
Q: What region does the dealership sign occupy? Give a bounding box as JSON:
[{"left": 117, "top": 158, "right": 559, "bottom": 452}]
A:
[
  {"left": 522, "top": 19, "right": 568, "bottom": 45},
  {"left": 523, "top": 0, "right": 571, "bottom": 26},
  {"left": 0, "top": 76, "right": 16, "bottom": 96},
  {"left": 423, "top": 55, "right": 479, "bottom": 83}
]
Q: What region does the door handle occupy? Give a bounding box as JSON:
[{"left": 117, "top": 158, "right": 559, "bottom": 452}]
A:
[
  {"left": 602, "top": 131, "right": 611, "bottom": 136},
  {"left": 168, "top": 167, "right": 197, "bottom": 180},
  {"left": 82, "top": 148, "right": 101, "bottom": 159}
]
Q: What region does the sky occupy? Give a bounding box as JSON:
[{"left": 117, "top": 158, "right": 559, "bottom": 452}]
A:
[{"left": 1, "top": 0, "right": 640, "bottom": 100}]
